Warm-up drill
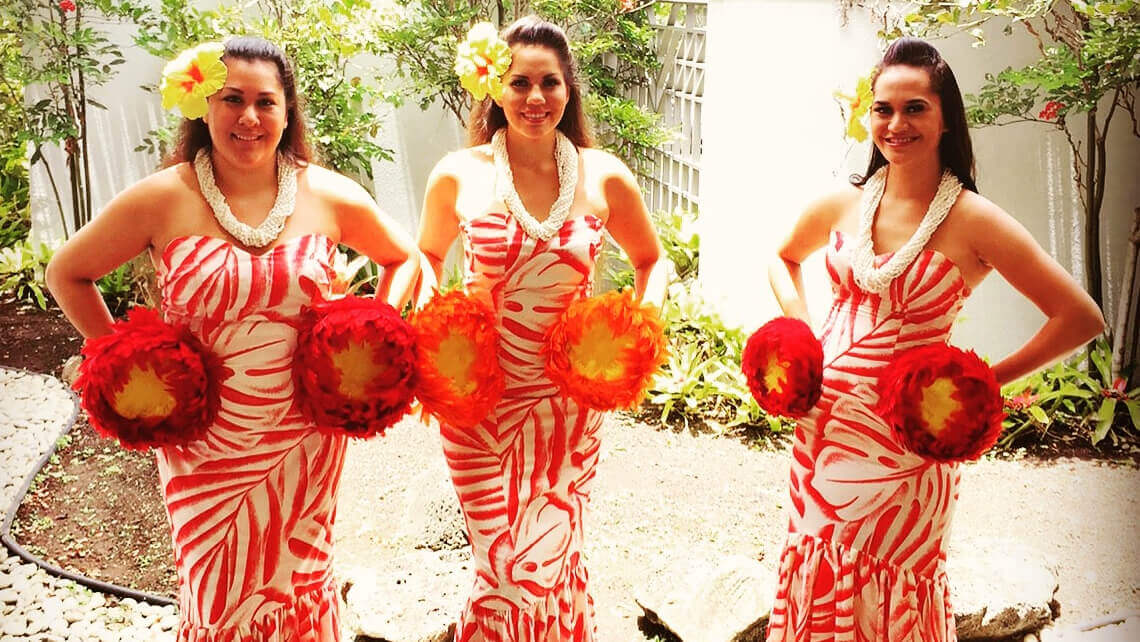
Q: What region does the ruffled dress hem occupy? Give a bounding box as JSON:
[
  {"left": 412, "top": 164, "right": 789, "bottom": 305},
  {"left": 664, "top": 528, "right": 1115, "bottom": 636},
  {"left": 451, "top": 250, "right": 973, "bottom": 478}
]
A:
[{"left": 175, "top": 579, "right": 340, "bottom": 642}]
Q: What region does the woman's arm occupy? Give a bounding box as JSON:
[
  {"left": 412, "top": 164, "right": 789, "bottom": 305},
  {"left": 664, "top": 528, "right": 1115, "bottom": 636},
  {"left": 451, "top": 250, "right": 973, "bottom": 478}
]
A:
[
  {"left": 599, "top": 154, "right": 665, "bottom": 308},
  {"left": 966, "top": 197, "right": 1105, "bottom": 384},
  {"left": 45, "top": 175, "right": 167, "bottom": 338},
  {"left": 768, "top": 190, "right": 849, "bottom": 325},
  {"left": 334, "top": 174, "right": 419, "bottom": 309},
  {"left": 415, "top": 156, "right": 461, "bottom": 305}
]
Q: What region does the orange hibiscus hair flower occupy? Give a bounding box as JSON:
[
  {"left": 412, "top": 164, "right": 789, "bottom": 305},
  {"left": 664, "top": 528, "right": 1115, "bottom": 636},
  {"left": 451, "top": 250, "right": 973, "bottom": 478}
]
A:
[
  {"left": 75, "top": 307, "right": 227, "bottom": 450},
  {"left": 543, "top": 289, "right": 667, "bottom": 411},
  {"left": 876, "top": 343, "right": 1004, "bottom": 462},
  {"left": 293, "top": 296, "right": 418, "bottom": 438},
  {"left": 410, "top": 289, "right": 504, "bottom": 427},
  {"left": 741, "top": 317, "right": 824, "bottom": 418}
]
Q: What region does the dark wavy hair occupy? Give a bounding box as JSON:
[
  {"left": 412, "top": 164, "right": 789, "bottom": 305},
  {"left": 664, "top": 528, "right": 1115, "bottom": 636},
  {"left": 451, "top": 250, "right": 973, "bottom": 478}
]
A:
[
  {"left": 166, "top": 36, "right": 312, "bottom": 168},
  {"left": 852, "top": 37, "right": 976, "bottom": 193},
  {"left": 467, "top": 16, "right": 593, "bottom": 148}
]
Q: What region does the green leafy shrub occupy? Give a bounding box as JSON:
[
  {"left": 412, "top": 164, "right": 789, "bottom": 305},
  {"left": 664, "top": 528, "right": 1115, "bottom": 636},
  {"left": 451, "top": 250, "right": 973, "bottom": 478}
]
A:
[
  {"left": 0, "top": 240, "right": 53, "bottom": 309},
  {"left": 95, "top": 253, "right": 157, "bottom": 318},
  {"left": 1001, "top": 337, "right": 1139, "bottom": 449}
]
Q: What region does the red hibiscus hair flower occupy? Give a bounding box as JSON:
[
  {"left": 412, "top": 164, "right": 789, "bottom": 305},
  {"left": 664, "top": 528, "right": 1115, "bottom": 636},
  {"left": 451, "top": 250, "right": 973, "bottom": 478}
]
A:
[
  {"left": 876, "top": 343, "right": 1004, "bottom": 463},
  {"left": 543, "top": 289, "right": 668, "bottom": 411},
  {"left": 410, "top": 289, "right": 504, "bottom": 427},
  {"left": 741, "top": 317, "right": 824, "bottom": 418},
  {"left": 293, "top": 296, "right": 418, "bottom": 438},
  {"left": 75, "top": 307, "right": 227, "bottom": 450}
]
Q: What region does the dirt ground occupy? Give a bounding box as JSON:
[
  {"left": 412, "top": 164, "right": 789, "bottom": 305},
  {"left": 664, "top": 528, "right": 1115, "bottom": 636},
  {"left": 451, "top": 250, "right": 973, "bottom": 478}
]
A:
[{"left": 334, "top": 416, "right": 1140, "bottom": 640}]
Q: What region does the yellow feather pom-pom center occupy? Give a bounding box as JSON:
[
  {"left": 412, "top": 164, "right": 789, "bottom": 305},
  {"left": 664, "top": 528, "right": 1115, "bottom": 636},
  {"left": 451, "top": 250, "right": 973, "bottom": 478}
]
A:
[
  {"left": 763, "top": 353, "right": 790, "bottom": 394},
  {"left": 434, "top": 332, "right": 478, "bottom": 395},
  {"left": 110, "top": 365, "right": 177, "bottom": 421},
  {"left": 570, "top": 320, "right": 633, "bottom": 381},
  {"left": 919, "top": 376, "right": 961, "bottom": 436},
  {"left": 330, "top": 341, "right": 386, "bottom": 401}
]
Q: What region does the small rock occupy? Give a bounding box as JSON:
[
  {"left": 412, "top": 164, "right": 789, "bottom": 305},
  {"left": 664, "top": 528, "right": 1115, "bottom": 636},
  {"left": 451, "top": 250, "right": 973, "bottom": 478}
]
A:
[
  {"left": 949, "top": 536, "right": 1058, "bottom": 639},
  {"left": 341, "top": 550, "right": 468, "bottom": 641},
  {"left": 635, "top": 552, "right": 776, "bottom": 642}
]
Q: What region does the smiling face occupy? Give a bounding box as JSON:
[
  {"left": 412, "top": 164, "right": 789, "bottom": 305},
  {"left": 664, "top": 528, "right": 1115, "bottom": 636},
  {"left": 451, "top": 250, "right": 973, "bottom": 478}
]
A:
[
  {"left": 495, "top": 44, "right": 570, "bottom": 140},
  {"left": 203, "top": 58, "right": 287, "bottom": 169},
  {"left": 870, "top": 64, "right": 946, "bottom": 168}
]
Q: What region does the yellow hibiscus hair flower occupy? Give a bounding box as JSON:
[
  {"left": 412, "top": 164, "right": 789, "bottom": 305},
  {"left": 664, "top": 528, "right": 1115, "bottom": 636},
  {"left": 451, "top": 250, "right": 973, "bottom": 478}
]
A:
[
  {"left": 834, "top": 72, "right": 873, "bottom": 142},
  {"left": 160, "top": 42, "right": 228, "bottom": 120},
  {"left": 454, "top": 22, "right": 512, "bottom": 101}
]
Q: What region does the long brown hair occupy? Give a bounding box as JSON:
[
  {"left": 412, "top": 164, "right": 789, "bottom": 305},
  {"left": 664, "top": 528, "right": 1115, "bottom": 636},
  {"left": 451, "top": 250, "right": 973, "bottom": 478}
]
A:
[
  {"left": 851, "top": 37, "right": 977, "bottom": 193},
  {"left": 467, "top": 16, "right": 592, "bottom": 148},
  {"left": 166, "top": 37, "right": 312, "bottom": 168}
]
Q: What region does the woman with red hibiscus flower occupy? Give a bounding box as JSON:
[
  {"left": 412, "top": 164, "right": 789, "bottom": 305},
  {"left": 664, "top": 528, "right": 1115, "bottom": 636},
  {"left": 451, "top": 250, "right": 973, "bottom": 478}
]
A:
[
  {"left": 765, "top": 38, "right": 1103, "bottom": 642},
  {"left": 417, "top": 16, "right": 665, "bottom": 642},
  {"left": 46, "top": 37, "right": 418, "bottom": 641}
]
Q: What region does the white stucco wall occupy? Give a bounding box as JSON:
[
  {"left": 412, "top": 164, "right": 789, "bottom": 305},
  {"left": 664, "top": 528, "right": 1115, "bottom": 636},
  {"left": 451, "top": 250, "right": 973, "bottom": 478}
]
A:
[{"left": 700, "top": 0, "right": 1138, "bottom": 363}]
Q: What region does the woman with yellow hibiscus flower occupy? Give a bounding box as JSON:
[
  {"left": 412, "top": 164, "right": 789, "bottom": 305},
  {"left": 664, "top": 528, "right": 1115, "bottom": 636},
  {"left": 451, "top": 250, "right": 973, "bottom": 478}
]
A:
[
  {"left": 417, "top": 16, "right": 666, "bottom": 642},
  {"left": 46, "top": 37, "right": 418, "bottom": 641},
  {"left": 765, "top": 37, "right": 1103, "bottom": 641}
]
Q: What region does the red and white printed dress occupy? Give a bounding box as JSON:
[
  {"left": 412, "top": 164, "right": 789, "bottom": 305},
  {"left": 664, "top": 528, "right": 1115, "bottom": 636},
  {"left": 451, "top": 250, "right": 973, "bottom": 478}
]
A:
[
  {"left": 765, "top": 231, "right": 969, "bottom": 642},
  {"left": 443, "top": 211, "right": 606, "bottom": 641},
  {"left": 156, "top": 233, "right": 345, "bottom": 642}
]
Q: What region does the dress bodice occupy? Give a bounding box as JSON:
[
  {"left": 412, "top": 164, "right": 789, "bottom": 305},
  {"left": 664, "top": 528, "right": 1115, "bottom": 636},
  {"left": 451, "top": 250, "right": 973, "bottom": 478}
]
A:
[
  {"left": 460, "top": 212, "right": 604, "bottom": 397},
  {"left": 820, "top": 230, "right": 970, "bottom": 368}
]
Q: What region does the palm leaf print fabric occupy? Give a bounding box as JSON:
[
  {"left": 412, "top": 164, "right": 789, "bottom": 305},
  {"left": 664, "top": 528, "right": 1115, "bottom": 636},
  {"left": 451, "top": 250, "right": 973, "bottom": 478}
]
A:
[
  {"left": 444, "top": 212, "right": 606, "bottom": 641},
  {"left": 766, "top": 231, "right": 971, "bottom": 642},
  {"left": 157, "top": 234, "right": 346, "bottom": 642}
]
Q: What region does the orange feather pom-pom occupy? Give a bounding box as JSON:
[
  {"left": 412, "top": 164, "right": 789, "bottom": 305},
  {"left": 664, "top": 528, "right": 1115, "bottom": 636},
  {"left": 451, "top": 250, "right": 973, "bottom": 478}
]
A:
[
  {"left": 741, "top": 317, "right": 824, "bottom": 418},
  {"left": 410, "top": 289, "right": 504, "bottom": 427},
  {"left": 75, "top": 307, "right": 227, "bottom": 450},
  {"left": 876, "top": 343, "right": 1004, "bottom": 462},
  {"left": 543, "top": 289, "right": 667, "bottom": 411},
  {"left": 293, "top": 296, "right": 418, "bottom": 438}
]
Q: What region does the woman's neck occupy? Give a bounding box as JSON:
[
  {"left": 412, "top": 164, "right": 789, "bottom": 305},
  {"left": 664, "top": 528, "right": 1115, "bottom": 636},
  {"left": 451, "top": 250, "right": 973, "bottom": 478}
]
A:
[
  {"left": 884, "top": 157, "right": 943, "bottom": 202},
  {"left": 210, "top": 150, "right": 278, "bottom": 197},
  {"left": 504, "top": 128, "right": 557, "bottom": 172}
]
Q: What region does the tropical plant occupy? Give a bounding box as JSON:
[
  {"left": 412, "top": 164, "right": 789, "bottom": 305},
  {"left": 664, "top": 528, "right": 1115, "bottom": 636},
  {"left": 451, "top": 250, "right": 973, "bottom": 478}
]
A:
[
  {"left": 0, "top": 13, "right": 30, "bottom": 249},
  {"left": 369, "top": 0, "right": 670, "bottom": 166},
  {"left": 1001, "top": 337, "right": 1138, "bottom": 448},
  {"left": 840, "top": 0, "right": 1140, "bottom": 379},
  {"left": 0, "top": 239, "right": 54, "bottom": 309},
  {"left": 1, "top": 0, "right": 148, "bottom": 238},
  {"left": 133, "top": 0, "right": 397, "bottom": 177},
  {"left": 95, "top": 253, "right": 157, "bottom": 317}
]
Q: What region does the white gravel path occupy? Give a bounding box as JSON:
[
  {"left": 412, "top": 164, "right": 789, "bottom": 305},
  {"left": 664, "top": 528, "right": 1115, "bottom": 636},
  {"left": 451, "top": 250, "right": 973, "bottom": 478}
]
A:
[{"left": 0, "top": 368, "right": 177, "bottom": 641}]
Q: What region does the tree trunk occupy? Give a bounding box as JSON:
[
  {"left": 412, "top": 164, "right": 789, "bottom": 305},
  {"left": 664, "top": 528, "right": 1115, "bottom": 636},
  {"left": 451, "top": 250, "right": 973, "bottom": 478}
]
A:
[
  {"left": 1112, "top": 208, "right": 1140, "bottom": 384},
  {"left": 1084, "top": 109, "right": 1103, "bottom": 311}
]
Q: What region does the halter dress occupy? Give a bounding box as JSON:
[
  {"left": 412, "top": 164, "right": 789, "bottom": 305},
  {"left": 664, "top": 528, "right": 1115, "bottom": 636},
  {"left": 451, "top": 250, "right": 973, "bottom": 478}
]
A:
[
  {"left": 765, "top": 230, "right": 970, "bottom": 642},
  {"left": 156, "top": 233, "right": 346, "bottom": 642},
  {"left": 442, "top": 211, "right": 606, "bottom": 641}
]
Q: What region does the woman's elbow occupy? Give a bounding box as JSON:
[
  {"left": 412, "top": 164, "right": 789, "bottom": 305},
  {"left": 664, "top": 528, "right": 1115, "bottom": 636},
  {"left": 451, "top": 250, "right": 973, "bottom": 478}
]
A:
[{"left": 1080, "top": 303, "right": 1107, "bottom": 342}]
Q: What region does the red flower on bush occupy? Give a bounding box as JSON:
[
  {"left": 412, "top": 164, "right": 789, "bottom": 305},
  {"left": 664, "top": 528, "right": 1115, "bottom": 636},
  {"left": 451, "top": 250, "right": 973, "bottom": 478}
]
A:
[
  {"left": 1004, "top": 390, "right": 1039, "bottom": 412},
  {"left": 1039, "top": 100, "right": 1064, "bottom": 121},
  {"left": 876, "top": 343, "right": 1004, "bottom": 463},
  {"left": 544, "top": 289, "right": 668, "bottom": 411},
  {"left": 741, "top": 317, "right": 824, "bottom": 418},
  {"left": 59, "top": 0, "right": 76, "bottom": 12},
  {"left": 293, "top": 296, "right": 418, "bottom": 438},
  {"left": 410, "top": 289, "right": 504, "bottom": 427},
  {"left": 75, "top": 307, "right": 227, "bottom": 450}
]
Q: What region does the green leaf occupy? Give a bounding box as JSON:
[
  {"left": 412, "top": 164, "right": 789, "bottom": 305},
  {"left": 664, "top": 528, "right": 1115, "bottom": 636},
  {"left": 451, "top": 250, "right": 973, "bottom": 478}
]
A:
[
  {"left": 1028, "top": 405, "right": 1050, "bottom": 425},
  {"left": 1092, "top": 398, "right": 1116, "bottom": 445}
]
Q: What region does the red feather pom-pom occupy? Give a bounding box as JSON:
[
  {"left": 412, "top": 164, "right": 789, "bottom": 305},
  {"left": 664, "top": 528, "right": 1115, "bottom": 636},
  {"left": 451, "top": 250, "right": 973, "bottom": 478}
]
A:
[
  {"left": 543, "top": 289, "right": 668, "bottom": 411},
  {"left": 293, "top": 296, "right": 418, "bottom": 438},
  {"left": 410, "top": 289, "right": 504, "bottom": 427},
  {"left": 741, "top": 317, "right": 824, "bottom": 418},
  {"left": 876, "top": 343, "right": 1005, "bottom": 462},
  {"left": 75, "top": 307, "right": 226, "bottom": 450}
]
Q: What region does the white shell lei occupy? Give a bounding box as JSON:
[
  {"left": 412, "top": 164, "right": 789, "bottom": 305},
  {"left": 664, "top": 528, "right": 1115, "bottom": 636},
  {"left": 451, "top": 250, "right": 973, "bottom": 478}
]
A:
[
  {"left": 194, "top": 149, "right": 298, "bottom": 248},
  {"left": 492, "top": 128, "right": 578, "bottom": 241},
  {"left": 852, "top": 166, "right": 963, "bottom": 293}
]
